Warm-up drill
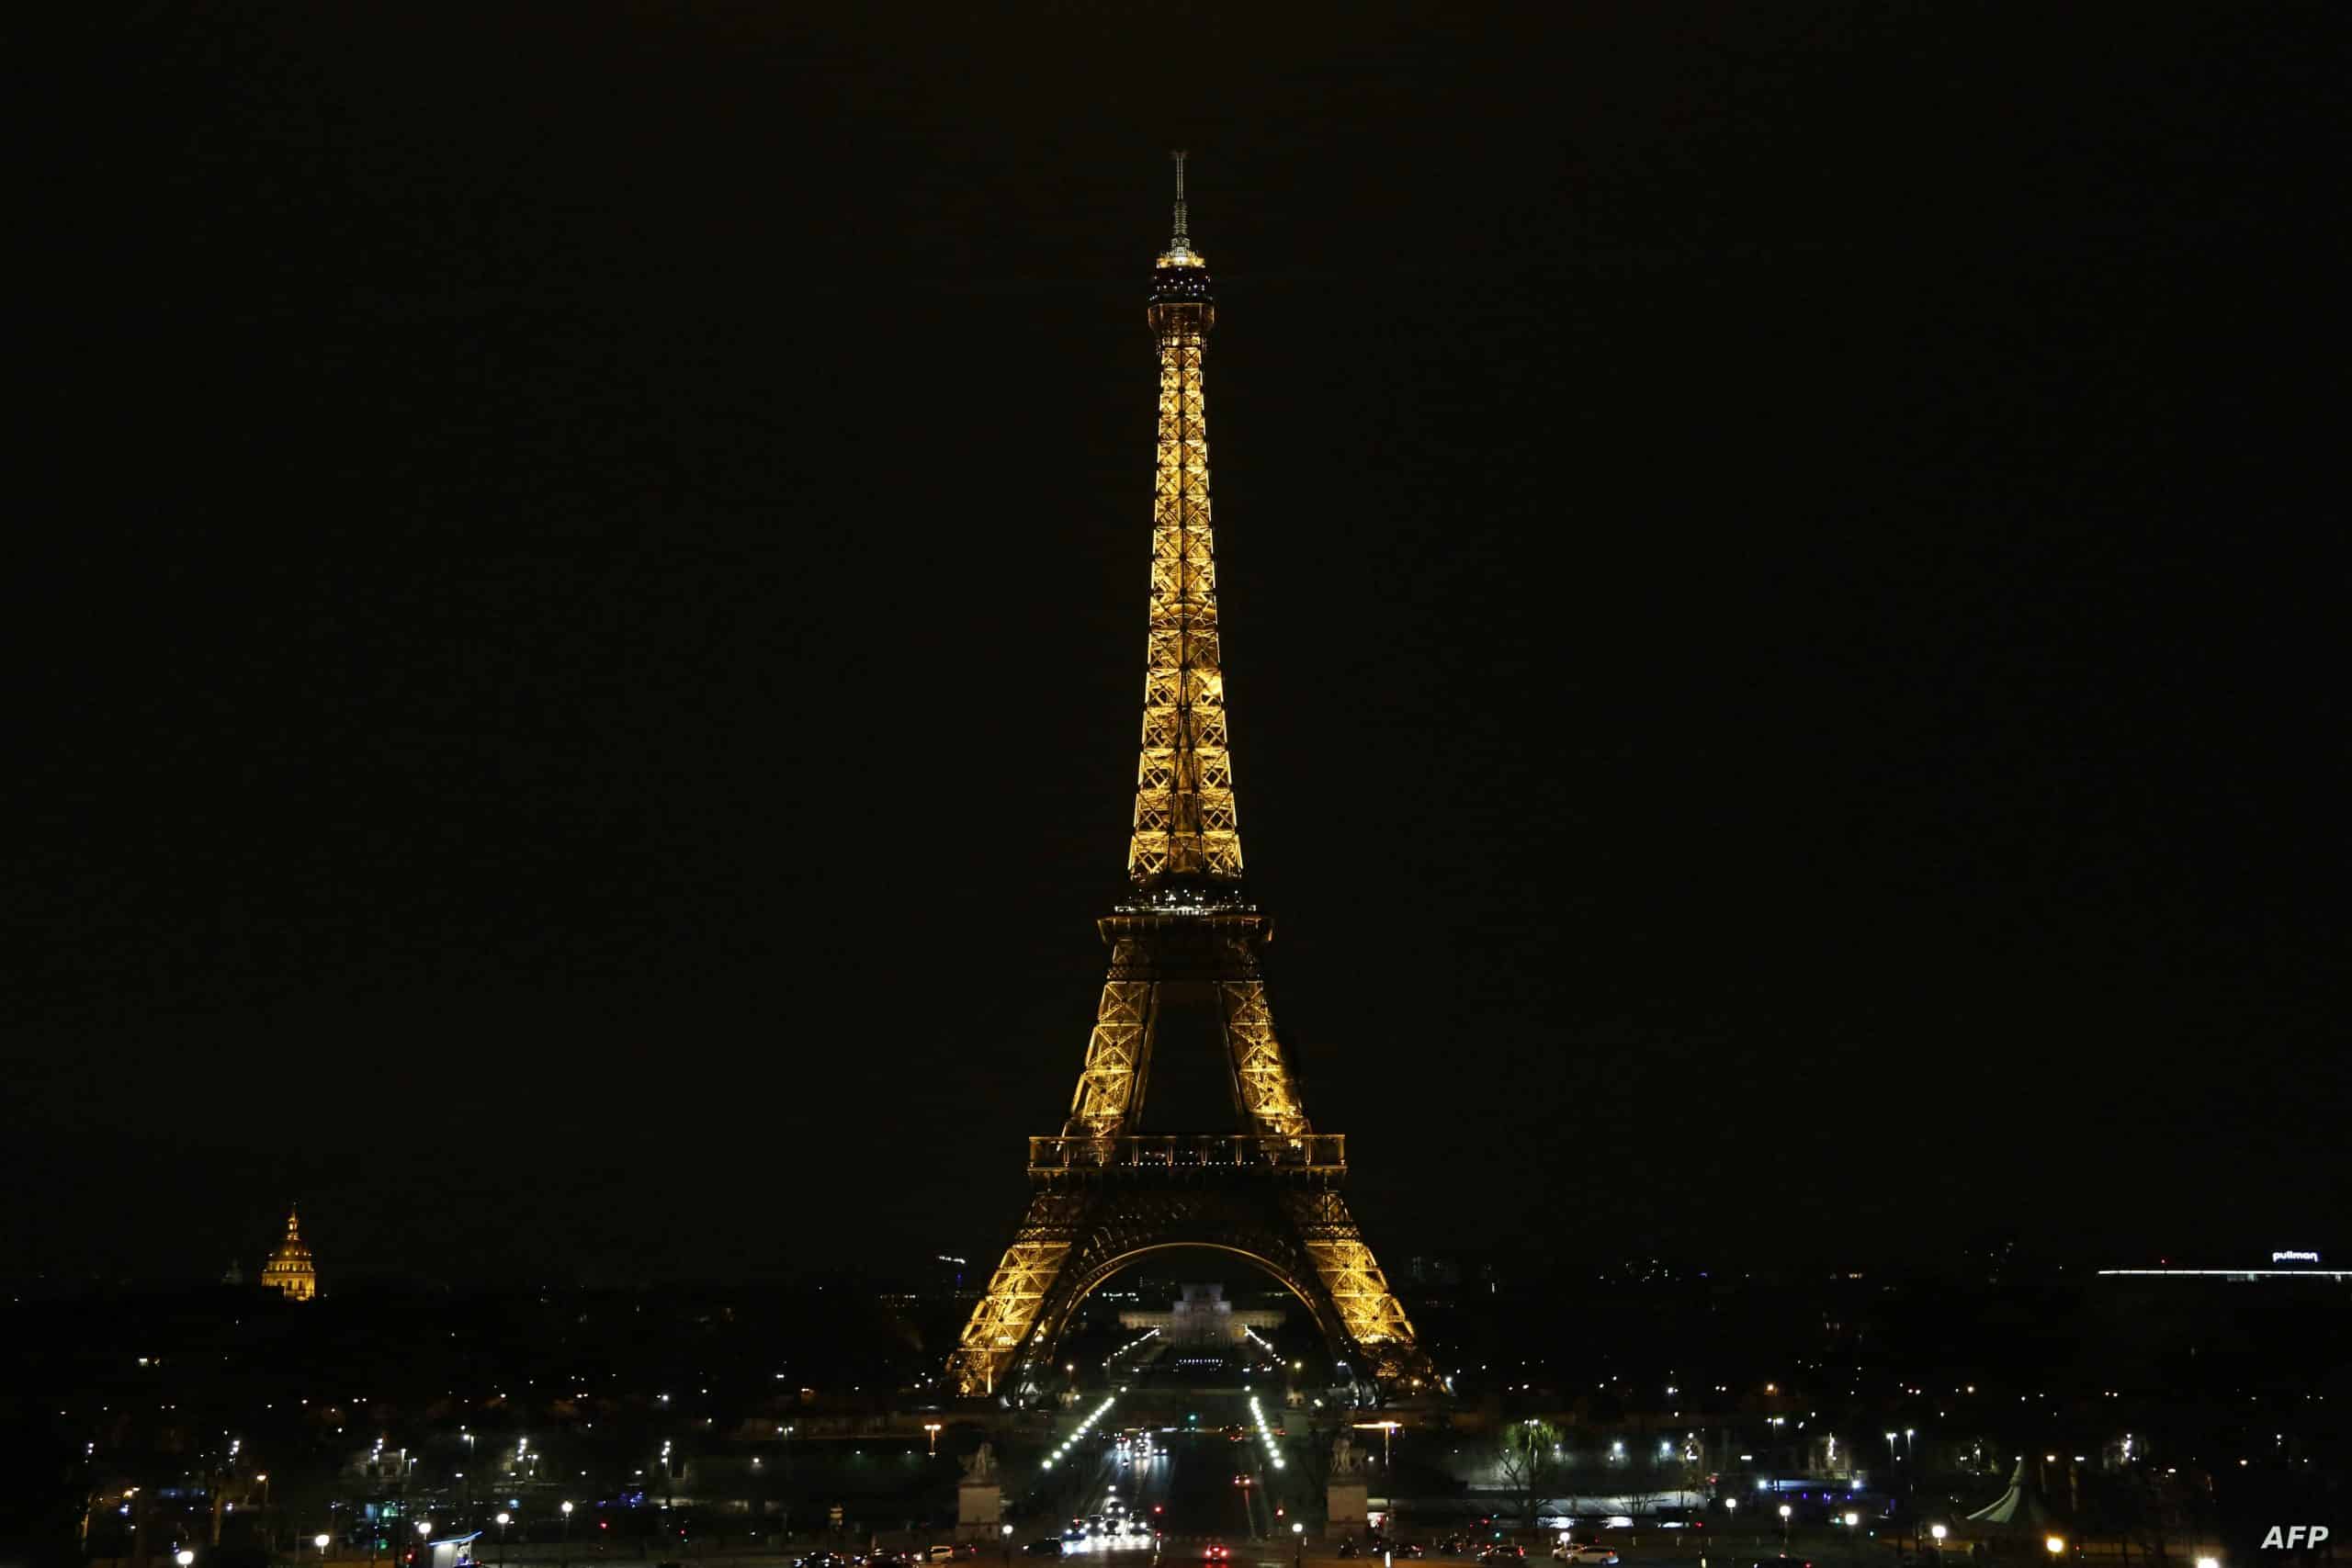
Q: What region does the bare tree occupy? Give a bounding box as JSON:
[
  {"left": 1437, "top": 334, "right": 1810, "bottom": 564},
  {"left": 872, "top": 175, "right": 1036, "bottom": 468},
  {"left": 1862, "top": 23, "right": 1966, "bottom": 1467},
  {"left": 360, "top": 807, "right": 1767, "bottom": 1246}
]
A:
[{"left": 1494, "top": 1420, "right": 1566, "bottom": 1532}]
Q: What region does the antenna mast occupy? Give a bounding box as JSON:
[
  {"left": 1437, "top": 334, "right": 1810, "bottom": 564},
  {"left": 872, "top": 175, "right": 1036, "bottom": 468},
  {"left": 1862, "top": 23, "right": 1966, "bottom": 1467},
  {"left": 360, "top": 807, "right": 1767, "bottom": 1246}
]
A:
[{"left": 1170, "top": 149, "right": 1190, "bottom": 251}]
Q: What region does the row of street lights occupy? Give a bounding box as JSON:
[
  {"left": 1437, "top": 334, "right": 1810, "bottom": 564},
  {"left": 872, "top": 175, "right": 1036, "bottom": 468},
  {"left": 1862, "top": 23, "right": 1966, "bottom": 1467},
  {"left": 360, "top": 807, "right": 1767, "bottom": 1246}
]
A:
[{"left": 1738, "top": 1507, "right": 2221, "bottom": 1568}]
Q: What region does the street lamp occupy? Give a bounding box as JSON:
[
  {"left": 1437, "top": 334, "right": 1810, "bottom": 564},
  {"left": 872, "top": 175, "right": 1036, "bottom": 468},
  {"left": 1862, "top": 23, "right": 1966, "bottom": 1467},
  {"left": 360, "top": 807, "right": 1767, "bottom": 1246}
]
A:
[
  {"left": 925, "top": 1423, "right": 943, "bottom": 1457},
  {"left": 1932, "top": 1526, "right": 1948, "bottom": 1556},
  {"left": 560, "top": 1502, "right": 574, "bottom": 1568},
  {"left": 1294, "top": 1522, "right": 1306, "bottom": 1568},
  {"left": 2046, "top": 1540, "right": 2065, "bottom": 1560},
  {"left": 1844, "top": 1516, "right": 1859, "bottom": 1529},
  {"left": 495, "top": 1515, "right": 510, "bottom": 1567},
  {"left": 781, "top": 1425, "right": 797, "bottom": 1541},
  {"left": 177, "top": 1553, "right": 196, "bottom": 1566}
]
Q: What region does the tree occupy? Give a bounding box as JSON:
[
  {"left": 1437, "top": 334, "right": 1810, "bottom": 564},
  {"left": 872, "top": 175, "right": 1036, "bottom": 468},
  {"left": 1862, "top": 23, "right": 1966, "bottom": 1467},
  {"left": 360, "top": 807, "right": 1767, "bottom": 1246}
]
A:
[{"left": 1494, "top": 1420, "right": 1566, "bottom": 1531}]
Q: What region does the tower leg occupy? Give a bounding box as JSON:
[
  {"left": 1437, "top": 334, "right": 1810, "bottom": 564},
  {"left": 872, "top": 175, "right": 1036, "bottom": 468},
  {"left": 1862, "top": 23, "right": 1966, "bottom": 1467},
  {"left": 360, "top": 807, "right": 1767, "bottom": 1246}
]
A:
[
  {"left": 947, "top": 1190, "right": 1087, "bottom": 1397},
  {"left": 1285, "top": 1189, "right": 1436, "bottom": 1389}
]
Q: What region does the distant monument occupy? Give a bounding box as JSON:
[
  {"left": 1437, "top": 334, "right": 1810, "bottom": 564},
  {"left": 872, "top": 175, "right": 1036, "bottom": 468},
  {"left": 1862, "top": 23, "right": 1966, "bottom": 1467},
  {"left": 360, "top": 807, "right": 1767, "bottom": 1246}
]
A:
[
  {"left": 1327, "top": 1431, "right": 1368, "bottom": 1540},
  {"left": 956, "top": 1441, "right": 1001, "bottom": 1542},
  {"left": 1117, "top": 1283, "right": 1285, "bottom": 1346},
  {"left": 258, "top": 1203, "right": 318, "bottom": 1301}
]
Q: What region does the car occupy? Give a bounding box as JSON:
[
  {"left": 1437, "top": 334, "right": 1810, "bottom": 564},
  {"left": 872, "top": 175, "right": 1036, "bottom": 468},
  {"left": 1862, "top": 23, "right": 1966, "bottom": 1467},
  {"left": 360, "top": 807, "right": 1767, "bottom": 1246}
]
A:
[
  {"left": 797, "top": 1555, "right": 851, "bottom": 1568},
  {"left": 1393, "top": 1546, "right": 1427, "bottom": 1560},
  {"left": 926, "top": 1549, "right": 957, "bottom": 1562},
  {"left": 1481, "top": 1551, "right": 1527, "bottom": 1567},
  {"left": 1747, "top": 1560, "right": 1815, "bottom": 1568},
  {"left": 867, "top": 1552, "right": 911, "bottom": 1568},
  {"left": 1026, "top": 1542, "right": 1067, "bottom": 1559},
  {"left": 1555, "top": 1551, "right": 1617, "bottom": 1565},
  {"left": 1205, "top": 1546, "right": 1231, "bottom": 1562}
]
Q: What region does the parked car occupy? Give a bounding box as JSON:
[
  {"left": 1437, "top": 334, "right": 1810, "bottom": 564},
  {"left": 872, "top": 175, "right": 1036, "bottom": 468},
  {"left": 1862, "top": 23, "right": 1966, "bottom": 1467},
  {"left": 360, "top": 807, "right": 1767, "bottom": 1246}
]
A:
[
  {"left": 925, "top": 1548, "right": 957, "bottom": 1562},
  {"left": 1555, "top": 1550, "right": 1618, "bottom": 1565},
  {"left": 1025, "top": 1541, "right": 1067, "bottom": 1559}
]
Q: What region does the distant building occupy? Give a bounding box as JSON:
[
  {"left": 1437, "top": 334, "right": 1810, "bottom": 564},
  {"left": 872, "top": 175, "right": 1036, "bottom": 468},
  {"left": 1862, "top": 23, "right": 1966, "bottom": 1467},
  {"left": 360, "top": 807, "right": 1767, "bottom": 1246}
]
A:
[
  {"left": 259, "top": 1204, "right": 318, "bottom": 1300},
  {"left": 1117, "top": 1282, "right": 1283, "bottom": 1346},
  {"left": 1407, "top": 1256, "right": 1463, "bottom": 1287}
]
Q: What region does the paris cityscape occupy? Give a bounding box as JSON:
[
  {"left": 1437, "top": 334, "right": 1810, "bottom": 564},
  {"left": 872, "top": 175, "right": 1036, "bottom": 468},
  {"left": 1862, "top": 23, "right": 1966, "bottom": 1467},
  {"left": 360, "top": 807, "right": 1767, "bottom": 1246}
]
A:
[{"left": 12, "top": 6, "right": 2342, "bottom": 1568}]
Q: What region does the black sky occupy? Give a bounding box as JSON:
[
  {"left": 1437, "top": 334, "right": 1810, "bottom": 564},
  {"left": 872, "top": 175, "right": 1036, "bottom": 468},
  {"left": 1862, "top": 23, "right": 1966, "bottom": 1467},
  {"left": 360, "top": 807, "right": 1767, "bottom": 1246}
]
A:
[{"left": 13, "top": 1, "right": 2345, "bottom": 1286}]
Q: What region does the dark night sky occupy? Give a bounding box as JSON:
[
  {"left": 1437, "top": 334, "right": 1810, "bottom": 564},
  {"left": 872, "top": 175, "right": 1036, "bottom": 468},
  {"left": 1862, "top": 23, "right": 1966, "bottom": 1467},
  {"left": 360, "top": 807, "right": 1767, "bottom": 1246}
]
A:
[{"left": 13, "top": 1, "right": 2344, "bottom": 1286}]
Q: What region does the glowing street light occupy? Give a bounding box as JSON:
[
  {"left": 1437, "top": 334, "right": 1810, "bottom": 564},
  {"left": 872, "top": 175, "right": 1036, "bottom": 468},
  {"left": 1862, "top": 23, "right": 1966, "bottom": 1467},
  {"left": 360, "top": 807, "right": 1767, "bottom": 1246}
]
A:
[
  {"left": 1844, "top": 1515, "right": 1860, "bottom": 1529},
  {"left": 496, "top": 1514, "right": 512, "bottom": 1567},
  {"left": 176, "top": 1553, "right": 196, "bottom": 1567},
  {"left": 2046, "top": 1540, "right": 2066, "bottom": 1559}
]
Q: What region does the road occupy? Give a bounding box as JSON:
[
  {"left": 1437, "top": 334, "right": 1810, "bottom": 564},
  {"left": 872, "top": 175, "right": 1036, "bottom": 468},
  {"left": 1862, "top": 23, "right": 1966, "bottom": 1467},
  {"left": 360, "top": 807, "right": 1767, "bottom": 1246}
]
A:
[{"left": 1039, "top": 1392, "right": 1297, "bottom": 1562}]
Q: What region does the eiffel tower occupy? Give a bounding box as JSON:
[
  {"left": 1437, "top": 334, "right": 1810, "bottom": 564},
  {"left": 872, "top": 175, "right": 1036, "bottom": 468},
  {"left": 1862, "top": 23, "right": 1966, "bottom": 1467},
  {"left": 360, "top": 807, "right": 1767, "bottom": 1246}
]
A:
[{"left": 946, "top": 154, "right": 1436, "bottom": 1403}]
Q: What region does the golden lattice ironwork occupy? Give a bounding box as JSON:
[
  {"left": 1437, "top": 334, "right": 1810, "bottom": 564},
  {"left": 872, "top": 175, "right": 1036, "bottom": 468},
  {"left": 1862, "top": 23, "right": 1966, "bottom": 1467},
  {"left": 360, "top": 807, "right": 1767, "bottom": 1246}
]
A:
[
  {"left": 945, "top": 156, "right": 1431, "bottom": 1403},
  {"left": 1129, "top": 149, "right": 1238, "bottom": 887}
]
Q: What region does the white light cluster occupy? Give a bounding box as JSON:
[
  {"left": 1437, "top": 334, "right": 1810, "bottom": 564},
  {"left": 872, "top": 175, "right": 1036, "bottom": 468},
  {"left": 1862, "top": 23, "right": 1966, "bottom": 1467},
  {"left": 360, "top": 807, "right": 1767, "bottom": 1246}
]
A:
[
  {"left": 1044, "top": 1393, "right": 1121, "bottom": 1471},
  {"left": 1246, "top": 1393, "right": 1285, "bottom": 1471},
  {"left": 1103, "top": 1328, "right": 1160, "bottom": 1368}
]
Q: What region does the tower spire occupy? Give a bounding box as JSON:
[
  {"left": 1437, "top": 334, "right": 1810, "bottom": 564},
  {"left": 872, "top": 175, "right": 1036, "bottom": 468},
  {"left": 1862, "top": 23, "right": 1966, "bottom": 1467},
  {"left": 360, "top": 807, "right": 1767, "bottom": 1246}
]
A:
[
  {"left": 1170, "top": 149, "right": 1189, "bottom": 253},
  {"left": 1134, "top": 157, "right": 1231, "bottom": 890}
]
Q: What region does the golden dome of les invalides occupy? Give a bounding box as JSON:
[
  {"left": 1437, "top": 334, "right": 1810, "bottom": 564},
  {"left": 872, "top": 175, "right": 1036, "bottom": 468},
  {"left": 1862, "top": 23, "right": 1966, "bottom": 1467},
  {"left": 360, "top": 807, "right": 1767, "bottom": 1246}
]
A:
[{"left": 258, "top": 1203, "right": 318, "bottom": 1301}]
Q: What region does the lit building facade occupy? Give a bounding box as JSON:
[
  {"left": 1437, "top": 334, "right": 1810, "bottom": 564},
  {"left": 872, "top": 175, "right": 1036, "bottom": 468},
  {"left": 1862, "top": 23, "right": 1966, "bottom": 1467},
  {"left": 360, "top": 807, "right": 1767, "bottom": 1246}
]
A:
[{"left": 1117, "top": 1282, "right": 1284, "bottom": 1346}]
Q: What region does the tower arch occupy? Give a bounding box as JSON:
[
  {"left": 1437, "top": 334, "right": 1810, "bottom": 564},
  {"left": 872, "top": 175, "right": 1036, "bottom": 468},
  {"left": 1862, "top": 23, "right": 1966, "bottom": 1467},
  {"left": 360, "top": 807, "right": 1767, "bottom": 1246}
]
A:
[{"left": 1022, "top": 1238, "right": 1349, "bottom": 1386}]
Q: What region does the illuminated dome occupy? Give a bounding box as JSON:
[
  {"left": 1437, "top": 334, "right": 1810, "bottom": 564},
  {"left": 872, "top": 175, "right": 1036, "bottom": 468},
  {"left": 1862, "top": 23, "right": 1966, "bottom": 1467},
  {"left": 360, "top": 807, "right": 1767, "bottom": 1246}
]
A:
[{"left": 260, "top": 1204, "right": 318, "bottom": 1301}]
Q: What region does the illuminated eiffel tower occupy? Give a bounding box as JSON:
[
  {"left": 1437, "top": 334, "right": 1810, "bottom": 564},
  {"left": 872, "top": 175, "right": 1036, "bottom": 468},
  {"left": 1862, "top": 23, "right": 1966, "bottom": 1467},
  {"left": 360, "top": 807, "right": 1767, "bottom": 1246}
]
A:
[{"left": 946, "top": 155, "right": 1435, "bottom": 1402}]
